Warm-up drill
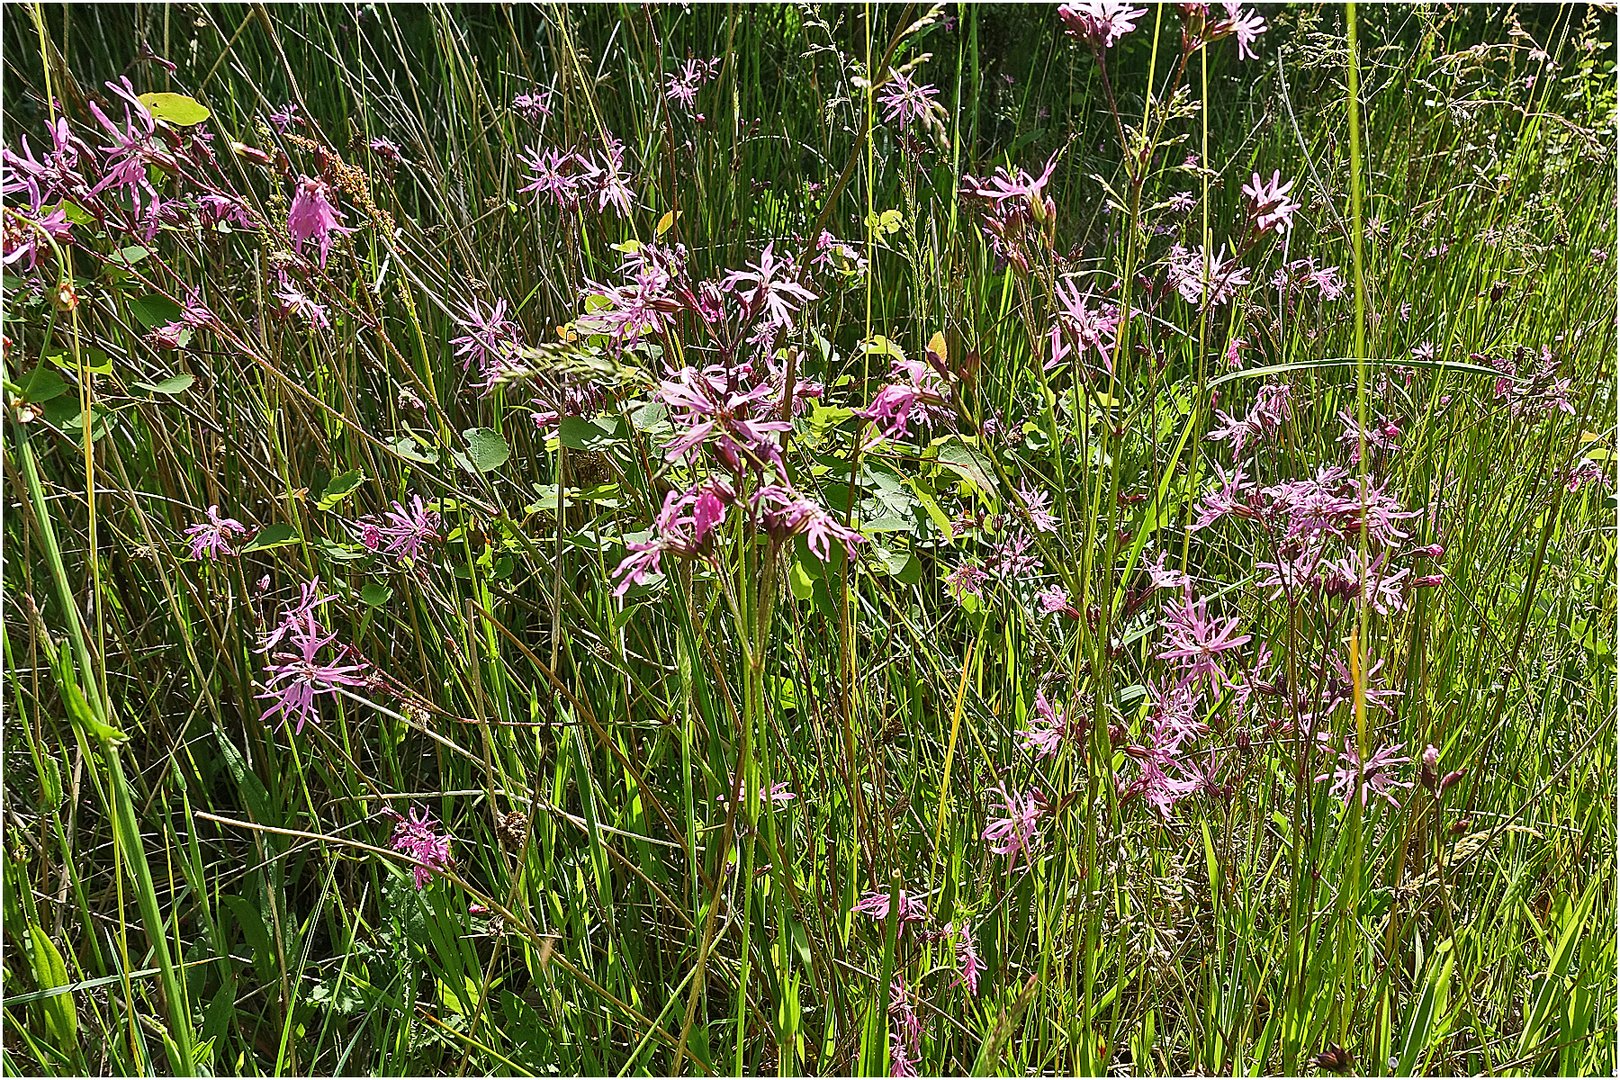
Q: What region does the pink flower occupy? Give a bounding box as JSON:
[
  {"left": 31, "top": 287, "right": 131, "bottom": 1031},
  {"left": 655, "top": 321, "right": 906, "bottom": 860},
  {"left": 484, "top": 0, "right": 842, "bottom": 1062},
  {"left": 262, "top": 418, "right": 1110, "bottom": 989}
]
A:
[
  {"left": 1157, "top": 589, "right": 1253, "bottom": 691},
  {"left": 85, "top": 77, "right": 170, "bottom": 217},
  {"left": 952, "top": 923, "right": 983, "bottom": 996},
  {"left": 512, "top": 87, "right": 554, "bottom": 123},
  {"left": 388, "top": 806, "right": 454, "bottom": 889},
  {"left": 721, "top": 243, "right": 818, "bottom": 331},
  {"left": 272, "top": 282, "right": 330, "bottom": 330},
  {"left": 185, "top": 505, "right": 250, "bottom": 560},
  {"left": 853, "top": 888, "right": 929, "bottom": 930},
  {"left": 859, "top": 352, "right": 955, "bottom": 439},
  {"left": 451, "top": 299, "right": 524, "bottom": 387},
  {"left": 1035, "top": 584, "right": 1077, "bottom": 618},
  {"left": 1567, "top": 459, "right": 1611, "bottom": 493},
  {"left": 1166, "top": 243, "right": 1251, "bottom": 306},
  {"left": 1316, "top": 738, "right": 1411, "bottom": 807},
  {"left": 257, "top": 613, "right": 368, "bottom": 734},
  {"left": 358, "top": 495, "right": 441, "bottom": 562},
  {"left": 718, "top": 775, "right": 797, "bottom": 809},
  {"left": 287, "top": 177, "right": 351, "bottom": 266},
  {"left": 1048, "top": 278, "right": 1120, "bottom": 370},
  {"left": 1021, "top": 690, "right": 1074, "bottom": 757},
  {"left": 1059, "top": 0, "right": 1149, "bottom": 49},
  {"left": 665, "top": 58, "right": 720, "bottom": 110},
  {"left": 658, "top": 363, "right": 794, "bottom": 472},
  {"left": 877, "top": 70, "right": 940, "bottom": 129},
  {"left": 982, "top": 783, "right": 1044, "bottom": 862},
  {"left": 1210, "top": 2, "right": 1268, "bottom": 60},
  {"left": 1242, "top": 170, "right": 1299, "bottom": 235},
  {"left": 612, "top": 480, "right": 735, "bottom": 597},
  {"left": 518, "top": 145, "right": 582, "bottom": 208},
  {"left": 944, "top": 562, "right": 987, "bottom": 602},
  {"left": 752, "top": 485, "right": 863, "bottom": 561}
]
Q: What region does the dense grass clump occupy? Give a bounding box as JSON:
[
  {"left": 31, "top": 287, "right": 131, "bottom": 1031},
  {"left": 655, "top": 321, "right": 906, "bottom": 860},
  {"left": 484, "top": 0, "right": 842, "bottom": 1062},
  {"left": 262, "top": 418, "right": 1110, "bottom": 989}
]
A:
[{"left": 2, "top": 3, "right": 1614, "bottom": 1075}]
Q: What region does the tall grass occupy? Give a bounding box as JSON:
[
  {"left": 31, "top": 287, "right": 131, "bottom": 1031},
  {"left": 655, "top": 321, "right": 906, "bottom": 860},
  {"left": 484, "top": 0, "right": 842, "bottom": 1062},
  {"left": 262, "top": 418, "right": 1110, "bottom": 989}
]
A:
[{"left": 2, "top": 4, "right": 1614, "bottom": 1075}]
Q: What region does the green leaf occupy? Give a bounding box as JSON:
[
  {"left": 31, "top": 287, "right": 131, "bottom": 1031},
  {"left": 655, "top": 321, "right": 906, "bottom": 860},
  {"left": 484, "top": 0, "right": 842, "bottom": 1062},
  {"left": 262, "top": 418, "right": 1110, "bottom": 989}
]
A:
[
  {"left": 861, "top": 334, "right": 906, "bottom": 363},
  {"left": 137, "top": 92, "right": 211, "bottom": 126},
  {"left": 242, "top": 523, "right": 300, "bottom": 552},
  {"left": 133, "top": 373, "right": 195, "bottom": 396},
  {"left": 932, "top": 435, "right": 997, "bottom": 496},
  {"left": 359, "top": 583, "right": 393, "bottom": 606},
  {"left": 59, "top": 672, "right": 125, "bottom": 744},
  {"left": 390, "top": 434, "right": 440, "bottom": 465},
  {"left": 128, "top": 294, "right": 182, "bottom": 329},
  {"left": 26, "top": 923, "right": 77, "bottom": 1052},
  {"left": 788, "top": 558, "right": 816, "bottom": 601},
  {"left": 558, "top": 415, "right": 623, "bottom": 452},
  {"left": 22, "top": 365, "right": 68, "bottom": 403},
  {"left": 1395, "top": 946, "right": 1451, "bottom": 1075},
  {"left": 317, "top": 469, "right": 366, "bottom": 511},
  {"left": 463, "top": 427, "right": 511, "bottom": 472}
]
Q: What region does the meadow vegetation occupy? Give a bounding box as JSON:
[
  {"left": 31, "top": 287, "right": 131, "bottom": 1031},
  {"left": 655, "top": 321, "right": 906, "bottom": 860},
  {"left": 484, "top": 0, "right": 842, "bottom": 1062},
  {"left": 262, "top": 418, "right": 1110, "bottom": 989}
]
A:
[{"left": 1, "top": 3, "right": 1615, "bottom": 1075}]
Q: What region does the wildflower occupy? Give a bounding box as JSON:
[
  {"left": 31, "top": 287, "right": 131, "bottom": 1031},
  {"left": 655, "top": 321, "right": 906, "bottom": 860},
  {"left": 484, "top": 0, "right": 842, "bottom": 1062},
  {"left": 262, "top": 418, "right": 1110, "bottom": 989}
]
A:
[
  {"left": 1208, "top": 2, "right": 1268, "bottom": 59},
  {"left": 853, "top": 888, "right": 929, "bottom": 929},
  {"left": 1242, "top": 170, "right": 1299, "bottom": 235},
  {"left": 612, "top": 480, "right": 734, "bottom": 597},
  {"left": 888, "top": 975, "right": 923, "bottom": 1076},
  {"left": 1190, "top": 462, "right": 1255, "bottom": 531},
  {"left": 257, "top": 613, "right": 368, "bottom": 734},
  {"left": 450, "top": 299, "right": 524, "bottom": 386},
  {"left": 272, "top": 282, "right": 331, "bottom": 330},
  {"left": 85, "top": 77, "right": 170, "bottom": 217},
  {"left": 1021, "top": 690, "right": 1073, "bottom": 757},
  {"left": 1119, "top": 740, "right": 1197, "bottom": 820},
  {"left": 1157, "top": 589, "right": 1252, "bottom": 691},
  {"left": 857, "top": 352, "right": 954, "bottom": 439},
  {"left": 1146, "top": 551, "right": 1191, "bottom": 590},
  {"left": 287, "top": 177, "right": 350, "bottom": 267},
  {"left": 1166, "top": 243, "right": 1250, "bottom": 306},
  {"left": 1316, "top": 738, "right": 1411, "bottom": 807},
  {"left": 982, "top": 783, "right": 1044, "bottom": 862},
  {"left": 754, "top": 486, "right": 863, "bottom": 562},
  {"left": 518, "top": 145, "right": 582, "bottom": 208},
  {"left": 1036, "top": 584, "right": 1078, "bottom": 618},
  {"left": 359, "top": 495, "right": 441, "bottom": 562},
  {"left": 1049, "top": 278, "right": 1120, "bottom": 370},
  {"left": 388, "top": 806, "right": 454, "bottom": 889},
  {"left": 198, "top": 193, "right": 258, "bottom": 231},
  {"left": 665, "top": 58, "right": 720, "bottom": 110},
  {"left": 512, "top": 87, "right": 554, "bottom": 123},
  {"left": 185, "top": 504, "right": 249, "bottom": 560},
  {"left": 719, "top": 775, "right": 797, "bottom": 808},
  {"left": 259, "top": 578, "right": 334, "bottom": 653},
  {"left": 1208, "top": 382, "right": 1291, "bottom": 456},
  {"left": 1059, "top": 0, "right": 1149, "bottom": 49},
  {"left": 877, "top": 70, "right": 941, "bottom": 129},
  {"left": 944, "top": 562, "right": 987, "bottom": 602},
  {"left": 267, "top": 101, "right": 302, "bottom": 132},
  {"left": 1411, "top": 341, "right": 1435, "bottom": 362},
  {"left": 812, "top": 229, "right": 868, "bottom": 275},
  {"left": 1016, "top": 482, "right": 1060, "bottom": 533},
  {"left": 1335, "top": 409, "right": 1402, "bottom": 463},
  {"left": 2, "top": 204, "right": 73, "bottom": 270},
  {"left": 366, "top": 138, "right": 403, "bottom": 167},
  {"left": 659, "top": 363, "right": 794, "bottom": 471},
  {"left": 721, "top": 243, "right": 818, "bottom": 331},
  {"left": 574, "top": 136, "right": 636, "bottom": 217},
  {"left": 988, "top": 528, "right": 1040, "bottom": 580},
  {"left": 952, "top": 923, "right": 983, "bottom": 996},
  {"left": 1567, "top": 459, "right": 1612, "bottom": 492}
]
